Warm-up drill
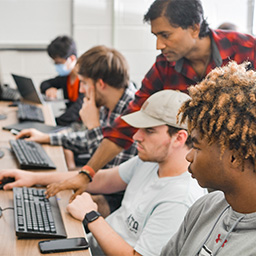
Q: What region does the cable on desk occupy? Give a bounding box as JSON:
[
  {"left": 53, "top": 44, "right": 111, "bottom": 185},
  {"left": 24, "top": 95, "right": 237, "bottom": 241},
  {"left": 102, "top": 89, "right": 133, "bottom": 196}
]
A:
[{"left": 0, "top": 206, "right": 14, "bottom": 217}]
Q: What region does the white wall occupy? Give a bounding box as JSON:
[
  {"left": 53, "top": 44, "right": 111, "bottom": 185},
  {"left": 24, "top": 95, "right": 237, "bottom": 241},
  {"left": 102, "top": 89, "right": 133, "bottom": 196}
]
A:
[
  {"left": 73, "top": 0, "right": 158, "bottom": 87},
  {"left": 201, "top": 0, "right": 248, "bottom": 33},
  {"left": 0, "top": 0, "right": 158, "bottom": 89},
  {"left": 0, "top": 0, "right": 253, "bottom": 90}
]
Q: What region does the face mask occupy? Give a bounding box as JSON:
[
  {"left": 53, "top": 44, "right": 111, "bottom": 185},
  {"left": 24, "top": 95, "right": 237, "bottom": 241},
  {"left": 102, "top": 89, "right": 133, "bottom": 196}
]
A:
[
  {"left": 55, "top": 56, "right": 76, "bottom": 77},
  {"left": 55, "top": 63, "right": 71, "bottom": 76}
]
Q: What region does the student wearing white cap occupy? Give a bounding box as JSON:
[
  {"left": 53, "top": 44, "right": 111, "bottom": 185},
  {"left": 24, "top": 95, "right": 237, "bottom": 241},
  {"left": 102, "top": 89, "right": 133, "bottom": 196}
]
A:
[{"left": 0, "top": 90, "right": 207, "bottom": 256}]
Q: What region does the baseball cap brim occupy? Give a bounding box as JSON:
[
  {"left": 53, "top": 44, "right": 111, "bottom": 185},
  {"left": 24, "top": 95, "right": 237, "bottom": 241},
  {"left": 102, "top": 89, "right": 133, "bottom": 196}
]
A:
[{"left": 121, "top": 110, "right": 166, "bottom": 128}]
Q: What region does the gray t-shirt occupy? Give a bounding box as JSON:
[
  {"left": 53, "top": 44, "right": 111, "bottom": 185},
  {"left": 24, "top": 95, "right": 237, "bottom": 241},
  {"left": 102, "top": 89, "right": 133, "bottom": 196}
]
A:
[{"left": 161, "top": 191, "right": 256, "bottom": 256}]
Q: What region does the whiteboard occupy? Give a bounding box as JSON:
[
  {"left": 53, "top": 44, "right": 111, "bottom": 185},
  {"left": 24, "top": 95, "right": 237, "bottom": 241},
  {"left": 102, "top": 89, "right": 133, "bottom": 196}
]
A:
[{"left": 0, "top": 0, "right": 72, "bottom": 49}]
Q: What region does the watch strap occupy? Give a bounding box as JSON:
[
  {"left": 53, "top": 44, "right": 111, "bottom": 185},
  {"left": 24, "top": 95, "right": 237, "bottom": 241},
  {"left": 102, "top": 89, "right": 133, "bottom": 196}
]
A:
[{"left": 79, "top": 170, "right": 92, "bottom": 182}]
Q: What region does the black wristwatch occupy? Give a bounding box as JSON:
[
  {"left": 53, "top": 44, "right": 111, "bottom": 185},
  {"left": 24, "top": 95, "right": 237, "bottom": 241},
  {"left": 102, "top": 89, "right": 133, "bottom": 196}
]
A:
[{"left": 82, "top": 210, "right": 101, "bottom": 234}]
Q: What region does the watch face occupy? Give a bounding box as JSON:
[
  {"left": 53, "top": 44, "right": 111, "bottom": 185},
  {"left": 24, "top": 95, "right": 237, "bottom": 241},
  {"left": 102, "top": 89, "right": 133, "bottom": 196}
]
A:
[
  {"left": 86, "top": 211, "right": 100, "bottom": 222},
  {"left": 83, "top": 211, "right": 101, "bottom": 234}
]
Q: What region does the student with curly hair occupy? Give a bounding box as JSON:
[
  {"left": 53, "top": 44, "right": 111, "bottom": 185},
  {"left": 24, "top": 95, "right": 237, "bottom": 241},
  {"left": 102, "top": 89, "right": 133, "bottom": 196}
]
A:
[{"left": 161, "top": 61, "right": 256, "bottom": 255}]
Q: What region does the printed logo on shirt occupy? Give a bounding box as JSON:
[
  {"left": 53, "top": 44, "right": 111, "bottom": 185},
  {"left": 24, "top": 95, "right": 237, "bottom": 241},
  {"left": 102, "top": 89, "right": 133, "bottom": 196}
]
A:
[
  {"left": 126, "top": 214, "right": 139, "bottom": 233},
  {"left": 215, "top": 234, "right": 227, "bottom": 247}
]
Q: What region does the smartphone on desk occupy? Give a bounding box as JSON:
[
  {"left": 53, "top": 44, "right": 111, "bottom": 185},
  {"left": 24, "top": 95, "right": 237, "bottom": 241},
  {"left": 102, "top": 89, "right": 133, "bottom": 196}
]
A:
[{"left": 39, "top": 237, "right": 89, "bottom": 254}]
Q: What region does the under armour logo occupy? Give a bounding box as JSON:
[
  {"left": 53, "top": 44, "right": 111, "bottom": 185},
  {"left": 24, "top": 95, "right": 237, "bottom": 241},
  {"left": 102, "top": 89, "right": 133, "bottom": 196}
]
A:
[{"left": 215, "top": 234, "right": 227, "bottom": 247}]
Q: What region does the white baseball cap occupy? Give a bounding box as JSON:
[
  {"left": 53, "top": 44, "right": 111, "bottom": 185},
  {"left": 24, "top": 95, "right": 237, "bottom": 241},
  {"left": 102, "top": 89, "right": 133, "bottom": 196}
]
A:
[{"left": 121, "top": 90, "right": 190, "bottom": 129}]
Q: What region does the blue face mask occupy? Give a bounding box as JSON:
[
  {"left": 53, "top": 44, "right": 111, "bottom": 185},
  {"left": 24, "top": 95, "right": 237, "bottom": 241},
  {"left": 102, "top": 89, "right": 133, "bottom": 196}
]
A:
[{"left": 55, "top": 63, "right": 71, "bottom": 76}]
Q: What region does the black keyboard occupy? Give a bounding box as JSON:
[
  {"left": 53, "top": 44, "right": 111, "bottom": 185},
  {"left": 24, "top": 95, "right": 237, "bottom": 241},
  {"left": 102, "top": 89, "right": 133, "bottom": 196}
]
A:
[
  {"left": 17, "top": 103, "right": 45, "bottom": 122},
  {"left": 0, "top": 84, "right": 20, "bottom": 101},
  {"left": 13, "top": 187, "right": 67, "bottom": 239},
  {"left": 10, "top": 139, "right": 56, "bottom": 169}
]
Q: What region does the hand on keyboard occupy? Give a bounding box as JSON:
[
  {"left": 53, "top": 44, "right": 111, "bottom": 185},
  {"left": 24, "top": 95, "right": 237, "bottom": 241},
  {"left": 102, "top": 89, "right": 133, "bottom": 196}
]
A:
[
  {"left": 45, "top": 87, "right": 58, "bottom": 99},
  {"left": 46, "top": 173, "right": 91, "bottom": 202},
  {"left": 16, "top": 128, "right": 50, "bottom": 144}
]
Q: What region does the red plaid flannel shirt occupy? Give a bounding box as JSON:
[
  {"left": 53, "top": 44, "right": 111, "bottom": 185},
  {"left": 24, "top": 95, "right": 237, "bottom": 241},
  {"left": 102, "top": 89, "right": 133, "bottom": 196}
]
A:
[{"left": 103, "top": 29, "right": 256, "bottom": 149}]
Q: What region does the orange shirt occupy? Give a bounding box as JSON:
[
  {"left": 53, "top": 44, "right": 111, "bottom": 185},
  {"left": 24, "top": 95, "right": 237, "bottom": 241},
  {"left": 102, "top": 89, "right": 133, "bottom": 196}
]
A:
[{"left": 67, "top": 76, "right": 80, "bottom": 102}]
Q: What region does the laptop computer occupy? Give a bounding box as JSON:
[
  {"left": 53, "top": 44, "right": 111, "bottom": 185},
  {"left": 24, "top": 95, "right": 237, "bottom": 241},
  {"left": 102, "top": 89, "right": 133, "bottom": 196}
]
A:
[
  {"left": 3, "top": 121, "right": 66, "bottom": 134},
  {"left": 11, "top": 74, "right": 44, "bottom": 104}
]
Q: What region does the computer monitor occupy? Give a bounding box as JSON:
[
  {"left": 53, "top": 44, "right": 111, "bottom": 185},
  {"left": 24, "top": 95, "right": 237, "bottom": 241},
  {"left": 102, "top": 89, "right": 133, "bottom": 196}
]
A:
[{"left": 11, "top": 74, "right": 44, "bottom": 104}]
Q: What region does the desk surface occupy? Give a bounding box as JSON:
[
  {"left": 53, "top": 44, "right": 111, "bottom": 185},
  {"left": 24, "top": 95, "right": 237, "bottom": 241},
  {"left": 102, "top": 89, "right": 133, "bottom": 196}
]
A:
[{"left": 0, "top": 101, "right": 91, "bottom": 256}]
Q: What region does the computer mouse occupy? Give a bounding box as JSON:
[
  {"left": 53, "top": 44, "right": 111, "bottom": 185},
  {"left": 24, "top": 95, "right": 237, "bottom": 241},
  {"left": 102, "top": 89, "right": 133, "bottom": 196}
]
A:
[
  {"left": 0, "top": 177, "right": 15, "bottom": 189},
  {"left": 8, "top": 101, "right": 20, "bottom": 107}
]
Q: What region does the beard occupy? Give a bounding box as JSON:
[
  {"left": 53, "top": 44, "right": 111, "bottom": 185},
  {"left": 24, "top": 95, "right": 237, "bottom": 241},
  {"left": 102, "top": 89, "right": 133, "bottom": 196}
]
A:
[
  {"left": 94, "top": 91, "right": 104, "bottom": 108},
  {"left": 138, "top": 151, "right": 168, "bottom": 163}
]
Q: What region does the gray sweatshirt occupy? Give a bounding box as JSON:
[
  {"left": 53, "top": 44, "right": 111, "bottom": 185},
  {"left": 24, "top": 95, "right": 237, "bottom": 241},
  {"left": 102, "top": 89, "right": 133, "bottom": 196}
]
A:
[{"left": 161, "top": 191, "right": 256, "bottom": 256}]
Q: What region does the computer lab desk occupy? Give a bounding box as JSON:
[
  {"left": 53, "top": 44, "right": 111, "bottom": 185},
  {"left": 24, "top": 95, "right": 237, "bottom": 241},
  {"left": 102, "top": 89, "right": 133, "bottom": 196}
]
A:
[{"left": 0, "top": 101, "right": 91, "bottom": 256}]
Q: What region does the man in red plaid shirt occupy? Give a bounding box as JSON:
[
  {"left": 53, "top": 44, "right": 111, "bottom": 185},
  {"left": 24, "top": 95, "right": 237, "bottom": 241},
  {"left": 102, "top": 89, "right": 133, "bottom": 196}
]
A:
[{"left": 46, "top": 0, "right": 256, "bottom": 199}]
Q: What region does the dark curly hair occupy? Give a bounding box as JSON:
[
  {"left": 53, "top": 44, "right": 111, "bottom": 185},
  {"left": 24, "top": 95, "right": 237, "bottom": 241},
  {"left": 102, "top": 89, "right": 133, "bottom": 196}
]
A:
[{"left": 179, "top": 61, "right": 256, "bottom": 170}]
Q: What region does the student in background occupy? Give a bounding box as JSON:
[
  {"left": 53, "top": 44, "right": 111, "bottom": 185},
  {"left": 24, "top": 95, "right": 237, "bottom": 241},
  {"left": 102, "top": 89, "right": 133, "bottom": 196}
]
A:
[
  {"left": 217, "top": 22, "right": 238, "bottom": 31},
  {"left": 161, "top": 61, "right": 256, "bottom": 255},
  {"left": 1, "top": 90, "right": 207, "bottom": 255},
  {"left": 40, "top": 35, "right": 84, "bottom": 126},
  {"left": 43, "top": 0, "right": 256, "bottom": 201},
  {"left": 16, "top": 45, "right": 138, "bottom": 217}
]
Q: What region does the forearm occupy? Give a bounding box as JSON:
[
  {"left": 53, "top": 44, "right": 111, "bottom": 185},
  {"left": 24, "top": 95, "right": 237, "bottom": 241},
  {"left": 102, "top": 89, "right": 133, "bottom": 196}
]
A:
[
  {"left": 86, "top": 139, "right": 123, "bottom": 172},
  {"left": 33, "top": 171, "right": 78, "bottom": 186},
  {"left": 51, "top": 131, "right": 90, "bottom": 154},
  {"left": 40, "top": 76, "right": 66, "bottom": 93},
  {"left": 89, "top": 217, "right": 138, "bottom": 256},
  {"left": 86, "top": 167, "right": 127, "bottom": 194}
]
